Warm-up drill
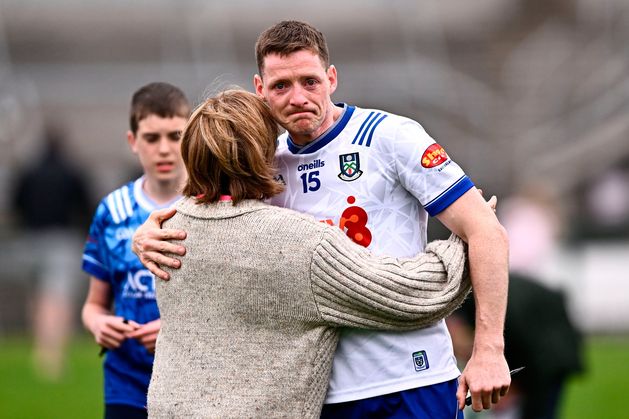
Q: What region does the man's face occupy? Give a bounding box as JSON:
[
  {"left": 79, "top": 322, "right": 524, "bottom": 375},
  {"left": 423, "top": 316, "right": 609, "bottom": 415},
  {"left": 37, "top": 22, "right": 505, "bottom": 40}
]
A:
[
  {"left": 127, "top": 114, "right": 187, "bottom": 184},
  {"left": 254, "top": 49, "right": 338, "bottom": 145}
]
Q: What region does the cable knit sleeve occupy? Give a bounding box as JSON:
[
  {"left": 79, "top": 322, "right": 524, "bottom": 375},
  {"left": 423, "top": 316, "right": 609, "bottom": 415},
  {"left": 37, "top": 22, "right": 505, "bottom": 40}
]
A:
[{"left": 309, "top": 227, "right": 471, "bottom": 330}]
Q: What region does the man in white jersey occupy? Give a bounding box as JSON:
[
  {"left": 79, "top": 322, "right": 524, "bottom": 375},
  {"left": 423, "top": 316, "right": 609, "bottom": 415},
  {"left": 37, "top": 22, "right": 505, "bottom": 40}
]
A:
[{"left": 132, "top": 21, "right": 510, "bottom": 417}]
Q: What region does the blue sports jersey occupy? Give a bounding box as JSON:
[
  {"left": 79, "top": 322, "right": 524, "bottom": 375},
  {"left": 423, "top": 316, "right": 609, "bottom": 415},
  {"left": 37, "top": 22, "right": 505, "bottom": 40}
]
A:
[{"left": 82, "top": 176, "right": 180, "bottom": 409}]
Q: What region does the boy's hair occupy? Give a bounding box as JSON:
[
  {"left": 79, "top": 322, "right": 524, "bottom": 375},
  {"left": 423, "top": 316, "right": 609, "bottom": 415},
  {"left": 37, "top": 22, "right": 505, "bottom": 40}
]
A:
[
  {"left": 181, "top": 89, "right": 283, "bottom": 204},
  {"left": 129, "top": 82, "right": 191, "bottom": 134},
  {"left": 255, "top": 20, "right": 329, "bottom": 76}
]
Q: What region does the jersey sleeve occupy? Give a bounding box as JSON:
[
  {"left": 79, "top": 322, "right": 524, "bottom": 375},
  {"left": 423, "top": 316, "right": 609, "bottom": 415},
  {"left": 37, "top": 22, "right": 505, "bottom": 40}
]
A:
[
  {"left": 392, "top": 119, "right": 474, "bottom": 216},
  {"left": 82, "top": 200, "right": 112, "bottom": 282}
]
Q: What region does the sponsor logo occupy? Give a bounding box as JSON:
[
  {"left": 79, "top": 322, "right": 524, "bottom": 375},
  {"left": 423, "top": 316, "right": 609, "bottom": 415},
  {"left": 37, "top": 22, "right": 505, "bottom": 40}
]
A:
[
  {"left": 421, "top": 144, "right": 449, "bottom": 168},
  {"left": 412, "top": 350, "right": 429, "bottom": 372},
  {"left": 115, "top": 227, "right": 135, "bottom": 242},
  {"left": 122, "top": 269, "right": 156, "bottom": 299},
  {"left": 298, "top": 159, "right": 325, "bottom": 172},
  {"left": 338, "top": 153, "right": 363, "bottom": 181}
]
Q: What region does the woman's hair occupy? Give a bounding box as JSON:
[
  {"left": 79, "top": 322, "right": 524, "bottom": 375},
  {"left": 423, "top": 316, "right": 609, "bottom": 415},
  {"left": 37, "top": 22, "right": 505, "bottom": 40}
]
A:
[{"left": 181, "top": 89, "right": 283, "bottom": 204}]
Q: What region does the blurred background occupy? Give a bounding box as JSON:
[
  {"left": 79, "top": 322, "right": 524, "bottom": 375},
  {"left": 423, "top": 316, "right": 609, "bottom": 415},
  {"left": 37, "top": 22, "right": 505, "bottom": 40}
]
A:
[{"left": 0, "top": 0, "right": 627, "bottom": 418}]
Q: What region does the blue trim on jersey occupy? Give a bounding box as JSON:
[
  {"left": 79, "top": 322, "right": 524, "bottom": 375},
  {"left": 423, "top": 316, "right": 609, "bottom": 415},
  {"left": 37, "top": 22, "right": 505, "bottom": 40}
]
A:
[
  {"left": 352, "top": 111, "right": 376, "bottom": 145},
  {"left": 351, "top": 112, "right": 388, "bottom": 147},
  {"left": 425, "top": 175, "right": 474, "bottom": 216},
  {"left": 83, "top": 255, "right": 109, "bottom": 282},
  {"left": 287, "top": 104, "right": 355, "bottom": 154},
  {"left": 365, "top": 114, "right": 388, "bottom": 147},
  {"left": 357, "top": 112, "right": 381, "bottom": 146}
]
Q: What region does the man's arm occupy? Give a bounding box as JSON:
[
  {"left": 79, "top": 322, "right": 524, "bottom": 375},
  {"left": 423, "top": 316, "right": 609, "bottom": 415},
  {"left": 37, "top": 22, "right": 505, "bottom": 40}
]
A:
[
  {"left": 436, "top": 186, "right": 510, "bottom": 412},
  {"left": 132, "top": 207, "right": 187, "bottom": 280}
]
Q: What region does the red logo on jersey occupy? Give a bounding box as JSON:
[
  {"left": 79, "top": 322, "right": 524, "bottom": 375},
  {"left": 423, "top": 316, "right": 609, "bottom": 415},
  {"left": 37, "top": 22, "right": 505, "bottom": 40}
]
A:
[
  {"left": 421, "top": 144, "right": 449, "bottom": 168},
  {"left": 319, "top": 197, "right": 372, "bottom": 248},
  {"left": 339, "top": 196, "right": 372, "bottom": 247}
]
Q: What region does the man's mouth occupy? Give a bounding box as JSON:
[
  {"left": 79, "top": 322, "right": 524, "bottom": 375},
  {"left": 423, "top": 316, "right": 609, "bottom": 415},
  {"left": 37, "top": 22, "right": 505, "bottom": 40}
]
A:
[{"left": 289, "top": 110, "right": 315, "bottom": 118}]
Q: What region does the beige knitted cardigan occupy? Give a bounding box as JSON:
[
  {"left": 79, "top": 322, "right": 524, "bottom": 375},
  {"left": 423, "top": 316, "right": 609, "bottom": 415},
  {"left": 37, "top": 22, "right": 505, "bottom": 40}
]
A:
[{"left": 148, "top": 197, "right": 470, "bottom": 418}]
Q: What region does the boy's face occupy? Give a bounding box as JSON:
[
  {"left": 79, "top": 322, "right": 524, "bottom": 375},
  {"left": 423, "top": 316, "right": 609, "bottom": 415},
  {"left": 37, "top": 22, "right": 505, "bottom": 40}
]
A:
[{"left": 127, "top": 114, "right": 187, "bottom": 184}]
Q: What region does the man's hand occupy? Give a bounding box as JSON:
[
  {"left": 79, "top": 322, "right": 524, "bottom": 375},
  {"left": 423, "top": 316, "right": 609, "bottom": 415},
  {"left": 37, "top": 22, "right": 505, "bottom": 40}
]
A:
[
  {"left": 478, "top": 188, "right": 497, "bottom": 212},
  {"left": 89, "top": 315, "right": 140, "bottom": 349},
  {"left": 132, "top": 207, "right": 186, "bottom": 280},
  {"left": 127, "top": 319, "right": 161, "bottom": 354},
  {"left": 457, "top": 348, "right": 510, "bottom": 411}
]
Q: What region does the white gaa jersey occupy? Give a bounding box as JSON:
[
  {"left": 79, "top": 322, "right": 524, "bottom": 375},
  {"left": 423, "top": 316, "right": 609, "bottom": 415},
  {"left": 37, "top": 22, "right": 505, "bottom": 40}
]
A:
[{"left": 269, "top": 103, "right": 474, "bottom": 404}]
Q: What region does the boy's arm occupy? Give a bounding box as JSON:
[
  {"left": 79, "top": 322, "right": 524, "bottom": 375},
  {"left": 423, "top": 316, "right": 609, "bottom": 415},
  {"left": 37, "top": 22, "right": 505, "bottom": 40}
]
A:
[
  {"left": 132, "top": 208, "right": 187, "bottom": 280},
  {"left": 82, "top": 277, "right": 139, "bottom": 349},
  {"left": 435, "top": 187, "right": 510, "bottom": 412},
  {"left": 127, "top": 319, "right": 161, "bottom": 354}
]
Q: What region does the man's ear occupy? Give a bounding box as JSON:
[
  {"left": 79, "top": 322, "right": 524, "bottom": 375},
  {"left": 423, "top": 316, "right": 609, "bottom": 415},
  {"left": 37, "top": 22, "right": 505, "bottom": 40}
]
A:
[
  {"left": 127, "top": 130, "right": 138, "bottom": 154},
  {"left": 327, "top": 65, "right": 338, "bottom": 95},
  {"left": 253, "top": 74, "right": 266, "bottom": 100}
]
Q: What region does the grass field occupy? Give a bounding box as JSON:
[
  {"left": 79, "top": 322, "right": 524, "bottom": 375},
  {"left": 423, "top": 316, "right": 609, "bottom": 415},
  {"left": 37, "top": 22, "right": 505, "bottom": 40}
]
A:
[
  {"left": 561, "top": 336, "right": 627, "bottom": 418},
  {"left": 0, "top": 333, "right": 627, "bottom": 418},
  {"left": 0, "top": 333, "right": 102, "bottom": 419}
]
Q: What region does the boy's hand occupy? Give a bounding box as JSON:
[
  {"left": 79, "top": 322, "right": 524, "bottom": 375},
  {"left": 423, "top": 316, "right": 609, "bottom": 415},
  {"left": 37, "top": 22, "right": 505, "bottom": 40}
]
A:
[
  {"left": 132, "top": 208, "right": 186, "bottom": 281},
  {"left": 91, "top": 315, "right": 139, "bottom": 349},
  {"left": 127, "top": 319, "right": 161, "bottom": 354}
]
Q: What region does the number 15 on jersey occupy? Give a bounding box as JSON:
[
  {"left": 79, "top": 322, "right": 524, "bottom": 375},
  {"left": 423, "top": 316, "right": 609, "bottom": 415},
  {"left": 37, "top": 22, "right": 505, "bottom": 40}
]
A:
[{"left": 300, "top": 171, "right": 321, "bottom": 193}]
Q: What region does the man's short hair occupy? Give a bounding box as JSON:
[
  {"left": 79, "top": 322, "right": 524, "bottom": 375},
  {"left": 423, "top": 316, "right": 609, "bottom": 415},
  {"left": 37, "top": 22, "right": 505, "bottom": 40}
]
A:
[
  {"left": 129, "top": 82, "right": 191, "bottom": 134},
  {"left": 255, "top": 20, "right": 330, "bottom": 76}
]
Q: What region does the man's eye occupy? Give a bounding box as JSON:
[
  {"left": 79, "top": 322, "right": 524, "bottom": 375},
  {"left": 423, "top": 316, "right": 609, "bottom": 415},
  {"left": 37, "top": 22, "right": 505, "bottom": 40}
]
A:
[
  {"left": 305, "top": 79, "right": 318, "bottom": 87},
  {"left": 275, "top": 82, "right": 285, "bottom": 90}
]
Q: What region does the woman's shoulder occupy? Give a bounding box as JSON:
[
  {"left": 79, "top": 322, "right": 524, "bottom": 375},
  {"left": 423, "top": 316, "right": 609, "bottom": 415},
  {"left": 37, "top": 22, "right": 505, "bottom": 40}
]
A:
[
  {"left": 255, "top": 203, "right": 329, "bottom": 234},
  {"left": 171, "top": 197, "right": 328, "bottom": 235}
]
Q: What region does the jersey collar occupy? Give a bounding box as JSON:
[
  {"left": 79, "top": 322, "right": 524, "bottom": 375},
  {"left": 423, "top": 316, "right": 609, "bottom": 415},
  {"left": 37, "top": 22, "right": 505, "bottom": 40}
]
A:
[
  {"left": 286, "top": 103, "right": 355, "bottom": 154},
  {"left": 134, "top": 176, "right": 182, "bottom": 212}
]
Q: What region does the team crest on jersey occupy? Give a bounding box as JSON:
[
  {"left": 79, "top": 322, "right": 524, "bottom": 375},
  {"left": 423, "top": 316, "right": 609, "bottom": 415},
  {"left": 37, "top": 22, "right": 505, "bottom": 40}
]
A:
[
  {"left": 421, "top": 143, "right": 449, "bottom": 168},
  {"left": 338, "top": 153, "right": 363, "bottom": 181},
  {"left": 412, "top": 350, "right": 430, "bottom": 372}
]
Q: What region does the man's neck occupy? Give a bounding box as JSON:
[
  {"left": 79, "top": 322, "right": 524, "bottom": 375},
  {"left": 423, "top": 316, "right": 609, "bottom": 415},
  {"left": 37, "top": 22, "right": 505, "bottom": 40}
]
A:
[{"left": 142, "top": 177, "right": 183, "bottom": 206}]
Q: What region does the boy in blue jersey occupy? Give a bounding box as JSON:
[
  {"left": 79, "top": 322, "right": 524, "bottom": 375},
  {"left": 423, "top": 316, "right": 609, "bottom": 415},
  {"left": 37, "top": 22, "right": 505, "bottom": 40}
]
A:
[
  {"left": 81, "top": 82, "right": 190, "bottom": 419},
  {"left": 133, "top": 22, "right": 511, "bottom": 418}
]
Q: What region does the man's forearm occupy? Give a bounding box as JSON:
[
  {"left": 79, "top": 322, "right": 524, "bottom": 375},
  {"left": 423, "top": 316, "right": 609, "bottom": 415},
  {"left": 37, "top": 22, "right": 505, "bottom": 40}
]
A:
[{"left": 468, "top": 223, "right": 509, "bottom": 351}]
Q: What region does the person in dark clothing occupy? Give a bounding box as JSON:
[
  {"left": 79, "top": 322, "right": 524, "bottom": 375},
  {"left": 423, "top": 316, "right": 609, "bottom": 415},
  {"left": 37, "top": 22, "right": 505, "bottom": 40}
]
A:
[
  {"left": 11, "top": 126, "right": 92, "bottom": 380},
  {"left": 14, "top": 129, "right": 91, "bottom": 229},
  {"left": 454, "top": 272, "right": 584, "bottom": 419}
]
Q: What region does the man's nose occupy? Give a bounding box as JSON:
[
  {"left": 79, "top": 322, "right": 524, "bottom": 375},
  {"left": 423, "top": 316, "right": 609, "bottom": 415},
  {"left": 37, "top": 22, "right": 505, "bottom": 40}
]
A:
[{"left": 289, "top": 85, "right": 308, "bottom": 106}]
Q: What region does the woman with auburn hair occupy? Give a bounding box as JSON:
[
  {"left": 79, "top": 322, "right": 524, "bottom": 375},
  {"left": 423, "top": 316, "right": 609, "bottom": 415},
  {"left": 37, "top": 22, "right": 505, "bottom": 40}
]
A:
[{"left": 147, "top": 89, "right": 471, "bottom": 418}]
